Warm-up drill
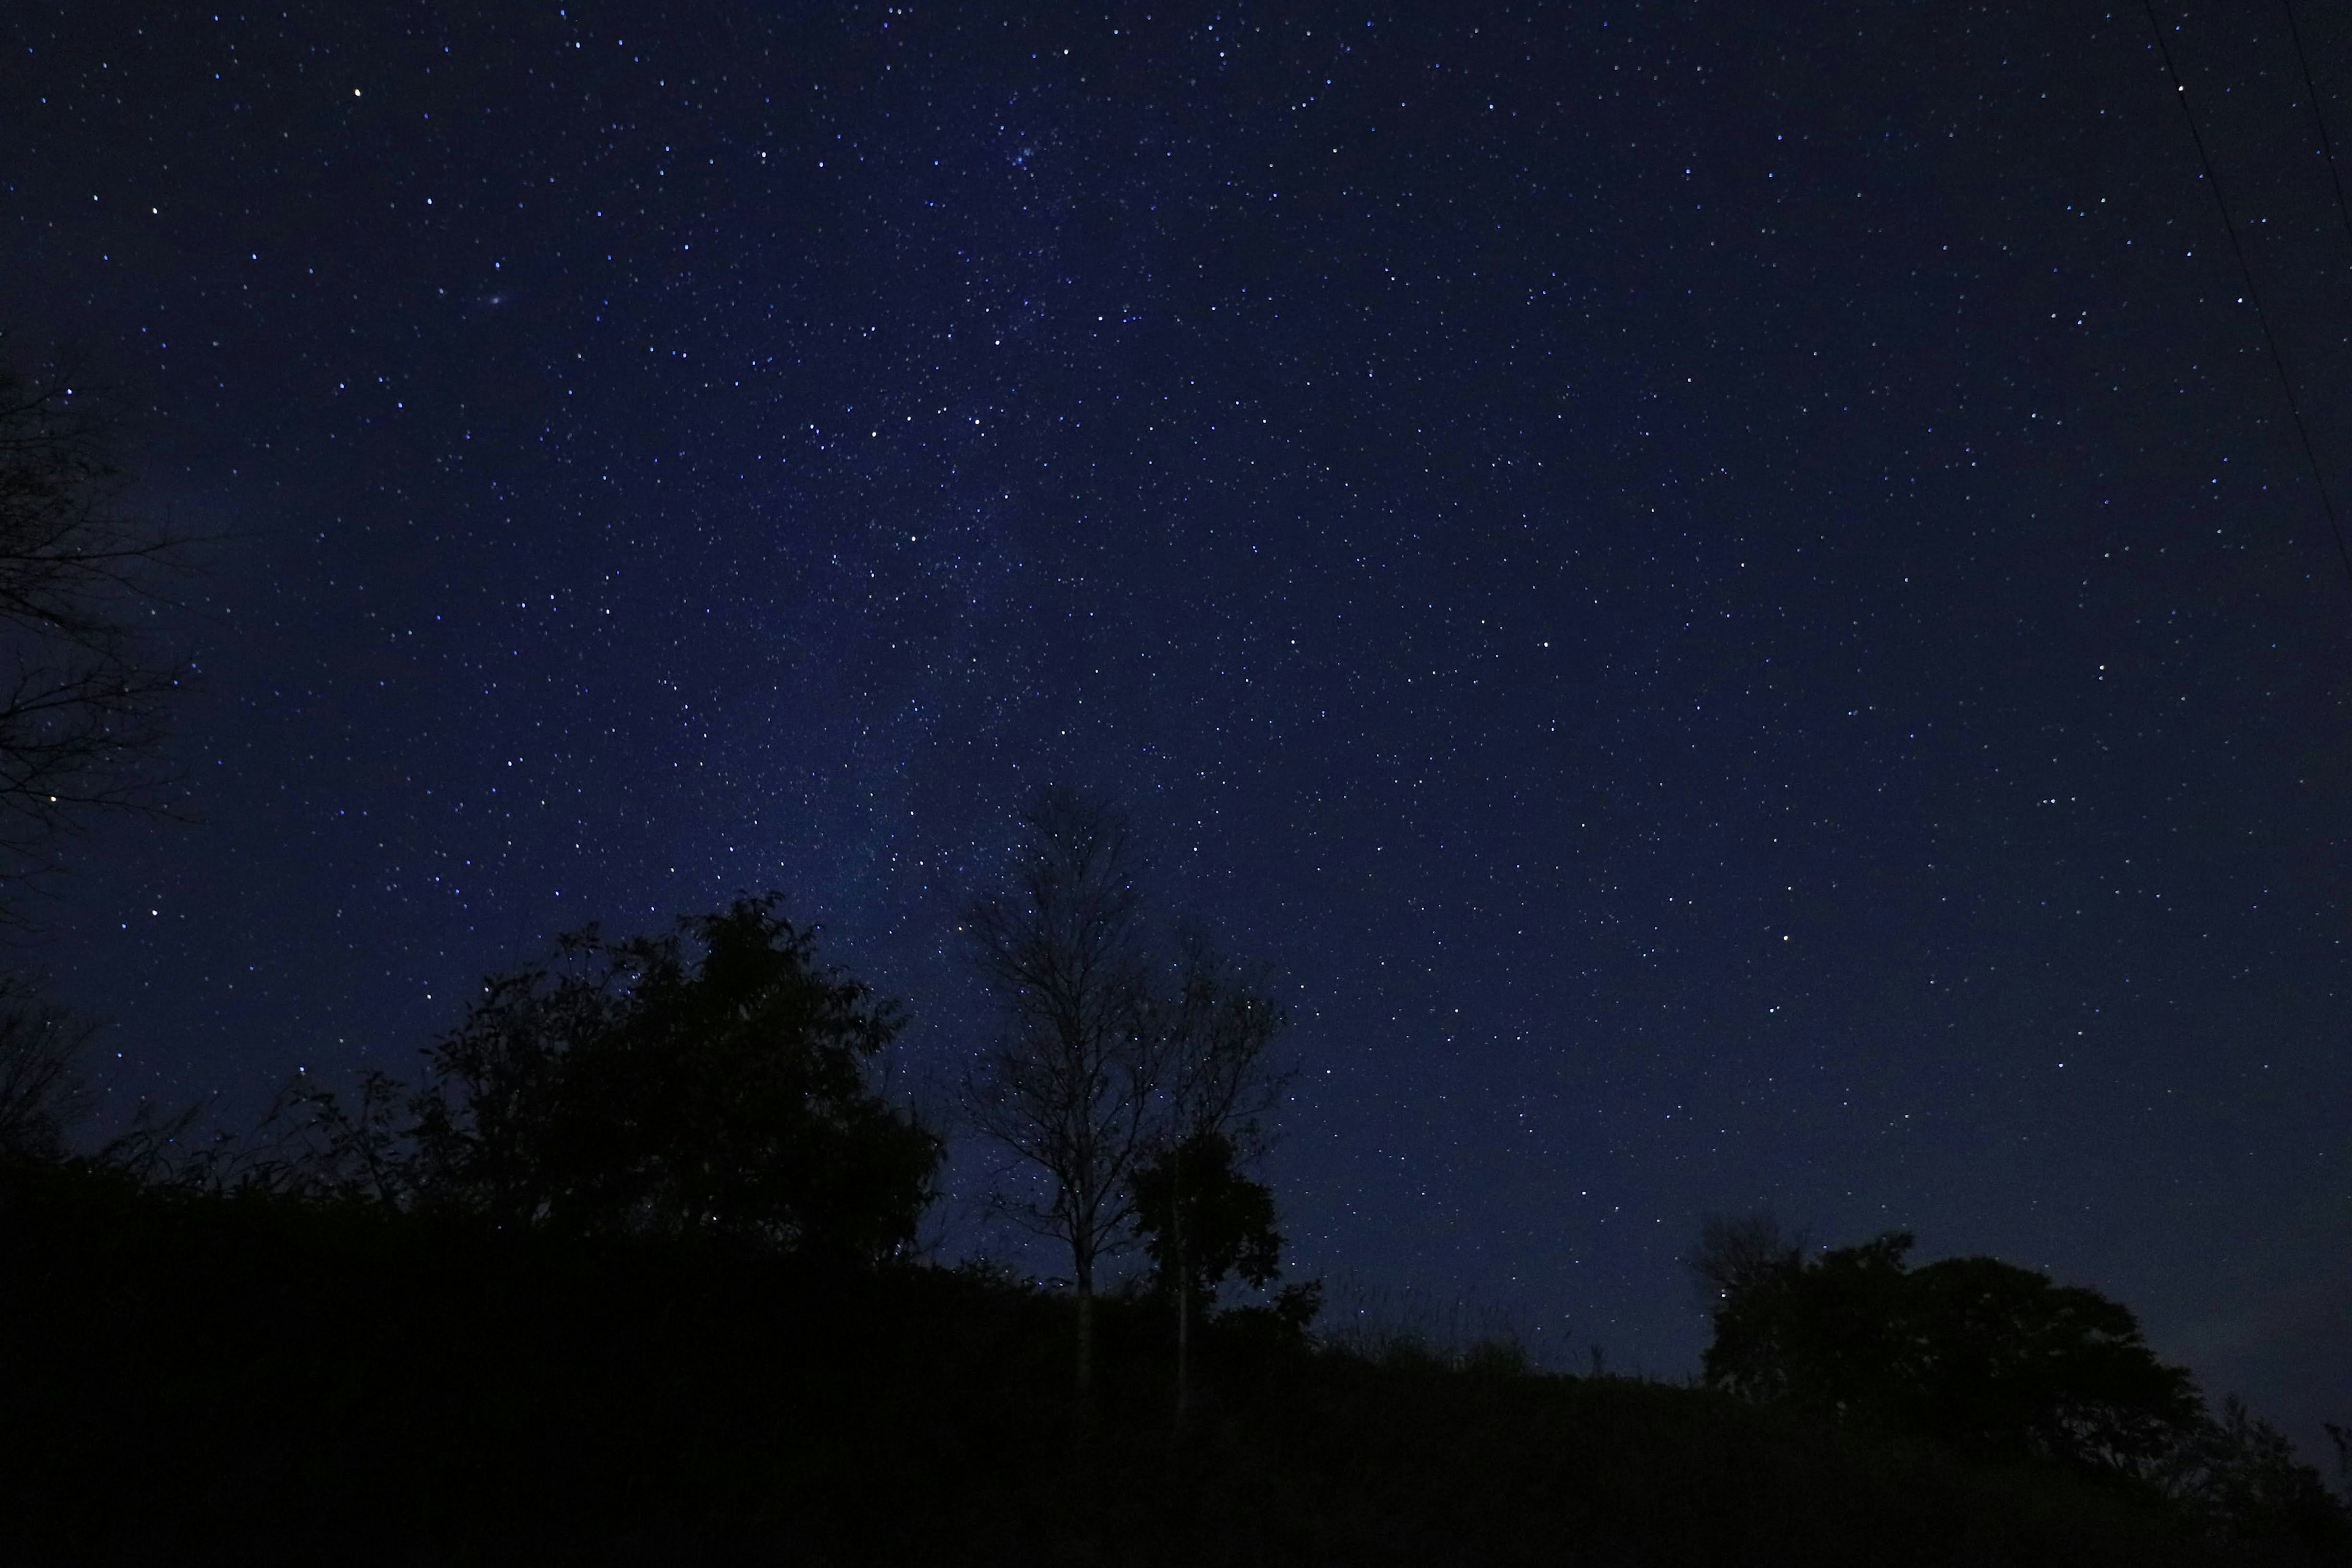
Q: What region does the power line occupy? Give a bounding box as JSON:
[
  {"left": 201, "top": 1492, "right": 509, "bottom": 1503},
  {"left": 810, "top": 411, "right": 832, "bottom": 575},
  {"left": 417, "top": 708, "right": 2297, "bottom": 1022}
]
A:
[
  {"left": 2141, "top": 0, "right": 2352, "bottom": 600},
  {"left": 2280, "top": 0, "right": 2352, "bottom": 260}
]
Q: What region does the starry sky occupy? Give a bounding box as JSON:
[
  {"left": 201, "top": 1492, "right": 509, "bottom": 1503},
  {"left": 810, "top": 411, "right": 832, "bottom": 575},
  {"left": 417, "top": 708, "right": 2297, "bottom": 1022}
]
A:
[{"left": 7, "top": 0, "right": 2350, "bottom": 1447}]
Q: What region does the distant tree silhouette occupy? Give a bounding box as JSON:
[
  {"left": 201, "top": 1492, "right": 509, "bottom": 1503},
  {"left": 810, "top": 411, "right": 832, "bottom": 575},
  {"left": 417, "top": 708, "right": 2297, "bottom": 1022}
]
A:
[
  {"left": 1136, "top": 927, "right": 1288, "bottom": 1422},
  {"left": 0, "top": 360, "right": 193, "bottom": 894},
  {"left": 0, "top": 989, "right": 97, "bottom": 1161},
  {"left": 411, "top": 896, "right": 940, "bottom": 1260},
  {"left": 133, "top": 1066, "right": 413, "bottom": 1200},
  {"left": 1687, "top": 1208, "right": 1803, "bottom": 1316},
  {"left": 965, "top": 790, "right": 1158, "bottom": 1414},
  {"left": 2162, "top": 1395, "right": 2352, "bottom": 1553},
  {"left": 965, "top": 790, "right": 1289, "bottom": 1420},
  {"left": 1702, "top": 1229, "right": 2201, "bottom": 1474}
]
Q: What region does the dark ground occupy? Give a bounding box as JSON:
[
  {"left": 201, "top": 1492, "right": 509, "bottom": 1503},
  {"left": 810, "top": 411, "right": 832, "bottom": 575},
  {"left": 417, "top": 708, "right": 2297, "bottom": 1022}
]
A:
[{"left": 2, "top": 1164, "right": 2336, "bottom": 1567}]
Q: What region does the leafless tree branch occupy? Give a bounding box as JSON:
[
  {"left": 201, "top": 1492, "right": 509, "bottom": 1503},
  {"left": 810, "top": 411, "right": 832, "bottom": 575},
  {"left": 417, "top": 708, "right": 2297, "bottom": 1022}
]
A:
[{"left": 0, "top": 359, "right": 198, "bottom": 902}]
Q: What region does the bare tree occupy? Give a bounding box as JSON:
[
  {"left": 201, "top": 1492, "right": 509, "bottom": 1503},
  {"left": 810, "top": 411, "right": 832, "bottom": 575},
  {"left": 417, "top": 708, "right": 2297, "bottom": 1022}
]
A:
[
  {"left": 0, "top": 360, "right": 192, "bottom": 894},
  {"left": 1160, "top": 924, "right": 1287, "bottom": 1150},
  {"left": 0, "top": 990, "right": 99, "bottom": 1160},
  {"left": 1687, "top": 1208, "right": 1804, "bottom": 1315},
  {"left": 965, "top": 789, "right": 1163, "bottom": 1412},
  {"left": 965, "top": 790, "right": 1292, "bottom": 1423}
]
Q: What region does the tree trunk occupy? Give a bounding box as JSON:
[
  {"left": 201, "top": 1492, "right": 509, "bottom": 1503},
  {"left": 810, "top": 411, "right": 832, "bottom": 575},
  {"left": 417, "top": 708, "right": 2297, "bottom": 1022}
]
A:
[
  {"left": 1074, "top": 1258, "right": 1095, "bottom": 1436},
  {"left": 1172, "top": 1149, "right": 1191, "bottom": 1430},
  {"left": 1174, "top": 1274, "right": 1191, "bottom": 1427}
]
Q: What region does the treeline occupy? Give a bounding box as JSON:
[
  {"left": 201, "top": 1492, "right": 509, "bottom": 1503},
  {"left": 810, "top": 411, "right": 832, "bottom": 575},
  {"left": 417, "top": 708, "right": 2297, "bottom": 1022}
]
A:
[
  {"left": 0, "top": 793, "right": 2345, "bottom": 1562},
  {"left": 92, "top": 895, "right": 946, "bottom": 1261},
  {"left": 37, "top": 795, "right": 1313, "bottom": 1384}
]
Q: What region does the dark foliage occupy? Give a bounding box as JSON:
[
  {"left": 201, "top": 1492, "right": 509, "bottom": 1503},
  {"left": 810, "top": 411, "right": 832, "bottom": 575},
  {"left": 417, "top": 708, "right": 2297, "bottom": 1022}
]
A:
[
  {"left": 1131, "top": 1127, "right": 1282, "bottom": 1309},
  {"left": 2165, "top": 1398, "right": 2352, "bottom": 1556},
  {"left": 3, "top": 1165, "right": 2324, "bottom": 1567},
  {"left": 1701, "top": 1226, "right": 2350, "bottom": 1558},
  {"left": 409, "top": 895, "right": 941, "bottom": 1261},
  {"left": 1704, "top": 1229, "right": 2202, "bottom": 1471}
]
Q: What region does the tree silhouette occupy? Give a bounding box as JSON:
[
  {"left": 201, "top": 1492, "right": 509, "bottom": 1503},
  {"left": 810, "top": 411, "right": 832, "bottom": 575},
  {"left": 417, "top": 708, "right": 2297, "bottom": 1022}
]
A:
[
  {"left": 0, "top": 361, "right": 192, "bottom": 894},
  {"left": 0, "top": 989, "right": 97, "bottom": 1161},
  {"left": 1131, "top": 1128, "right": 1280, "bottom": 1303},
  {"left": 1137, "top": 927, "right": 1288, "bottom": 1422},
  {"left": 1687, "top": 1208, "right": 1804, "bottom": 1316},
  {"left": 965, "top": 789, "right": 1161, "bottom": 1413},
  {"left": 1702, "top": 1229, "right": 2201, "bottom": 1474},
  {"left": 412, "top": 896, "right": 940, "bottom": 1260},
  {"left": 2163, "top": 1396, "right": 2352, "bottom": 1551},
  {"left": 965, "top": 790, "right": 1289, "bottom": 1420}
]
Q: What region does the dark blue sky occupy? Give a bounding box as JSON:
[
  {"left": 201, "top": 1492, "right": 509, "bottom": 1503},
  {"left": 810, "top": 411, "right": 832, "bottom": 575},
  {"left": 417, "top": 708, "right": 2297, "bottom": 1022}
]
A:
[{"left": 7, "top": 0, "right": 2348, "bottom": 1449}]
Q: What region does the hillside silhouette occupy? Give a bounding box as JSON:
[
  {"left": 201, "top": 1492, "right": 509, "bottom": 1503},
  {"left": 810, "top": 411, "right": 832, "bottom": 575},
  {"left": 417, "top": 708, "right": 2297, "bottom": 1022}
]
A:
[
  {"left": 4, "top": 880, "right": 2342, "bottom": 1566},
  {"left": 2, "top": 1157, "right": 2341, "bottom": 1567}
]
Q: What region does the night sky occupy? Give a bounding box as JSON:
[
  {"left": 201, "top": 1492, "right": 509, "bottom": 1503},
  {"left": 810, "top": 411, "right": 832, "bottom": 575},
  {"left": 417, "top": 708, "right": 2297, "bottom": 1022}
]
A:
[{"left": 8, "top": 1, "right": 2350, "bottom": 1449}]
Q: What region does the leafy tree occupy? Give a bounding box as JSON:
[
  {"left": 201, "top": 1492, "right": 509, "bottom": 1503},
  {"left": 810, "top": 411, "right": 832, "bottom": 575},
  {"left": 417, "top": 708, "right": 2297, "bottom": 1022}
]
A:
[
  {"left": 1131, "top": 1128, "right": 1281, "bottom": 1310},
  {"left": 1894, "top": 1253, "right": 2204, "bottom": 1471},
  {"left": 1131, "top": 1126, "right": 1323, "bottom": 1414},
  {"left": 412, "top": 896, "right": 940, "bottom": 1261},
  {"left": 1702, "top": 1229, "right": 2202, "bottom": 1474}
]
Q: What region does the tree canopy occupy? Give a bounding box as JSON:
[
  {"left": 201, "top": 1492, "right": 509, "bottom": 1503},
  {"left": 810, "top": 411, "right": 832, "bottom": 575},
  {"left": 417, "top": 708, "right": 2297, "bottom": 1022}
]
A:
[
  {"left": 411, "top": 895, "right": 940, "bottom": 1261},
  {"left": 1129, "top": 1128, "right": 1282, "bottom": 1311},
  {"left": 1702, "top": 1229, "right": 2201, "bottom": 1473}
]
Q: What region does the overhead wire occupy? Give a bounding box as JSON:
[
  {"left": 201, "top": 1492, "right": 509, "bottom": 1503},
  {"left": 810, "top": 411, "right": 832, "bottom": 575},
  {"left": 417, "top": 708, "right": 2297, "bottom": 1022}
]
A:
[
  {"left": 2279, "top": 0, "right": 2352, "bottom": 257},
  {"left": 2139, "top": 0, "right": 2352, "bottom": 599}
]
